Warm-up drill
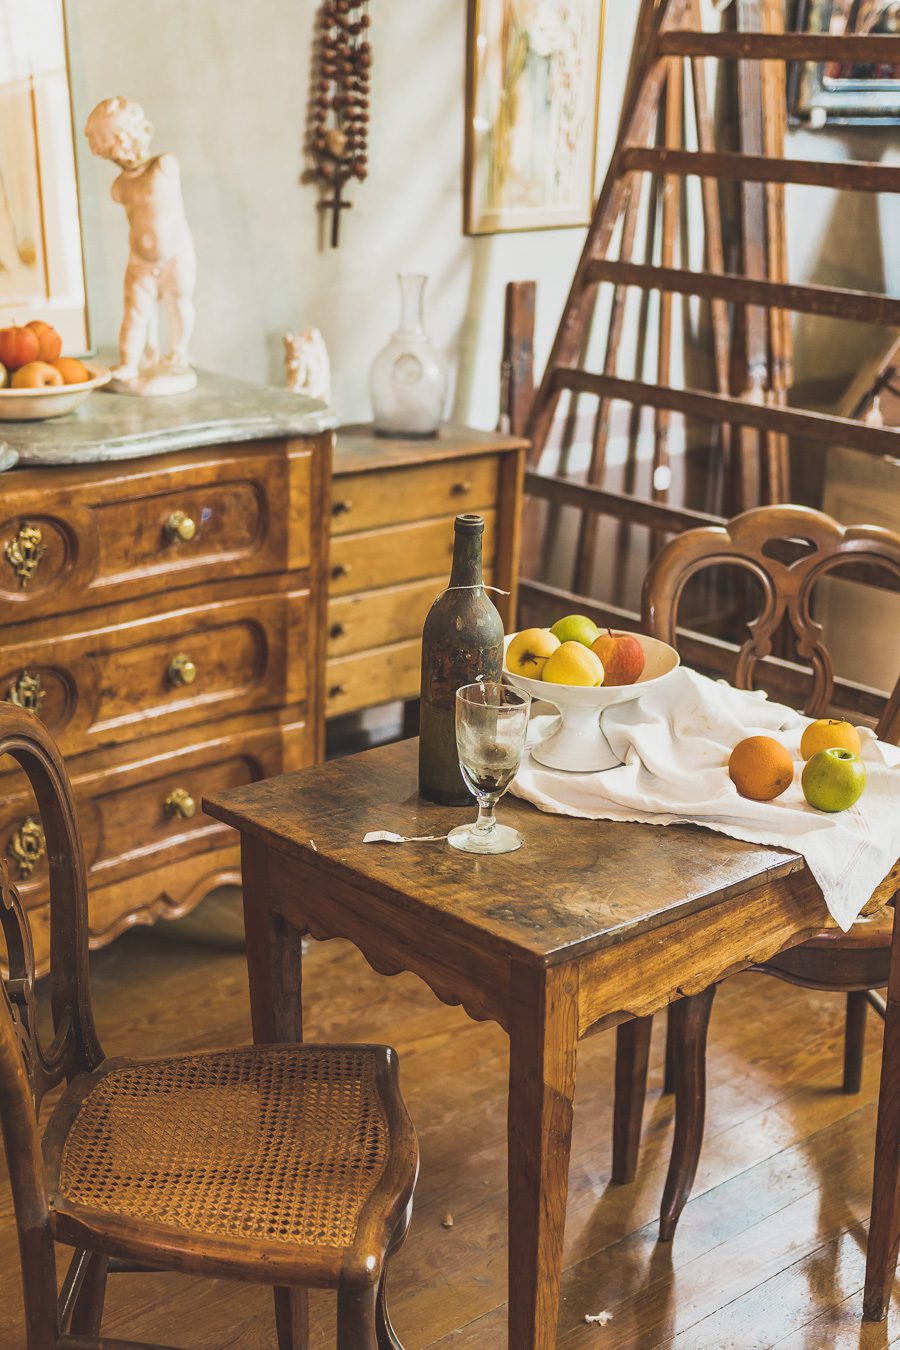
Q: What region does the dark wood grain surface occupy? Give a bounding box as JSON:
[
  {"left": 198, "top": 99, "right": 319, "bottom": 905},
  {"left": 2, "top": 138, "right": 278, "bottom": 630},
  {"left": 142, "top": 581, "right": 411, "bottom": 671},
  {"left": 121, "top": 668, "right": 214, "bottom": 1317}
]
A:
[{"left": 205, "top": 736, "right": 808, "bottom": 967}]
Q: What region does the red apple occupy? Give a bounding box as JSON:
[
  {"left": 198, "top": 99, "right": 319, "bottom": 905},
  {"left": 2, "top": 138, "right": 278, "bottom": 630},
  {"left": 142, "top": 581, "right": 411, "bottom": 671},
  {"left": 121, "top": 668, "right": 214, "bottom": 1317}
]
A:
[
  {"left": 0, "top": 325, "right": 40, "bottom": 370},
  {"left": 26, "top": 319, "right": 62, "bottom": 362},
  {"left": 590, "top": 629, "right": 646, "bottom": 686}
]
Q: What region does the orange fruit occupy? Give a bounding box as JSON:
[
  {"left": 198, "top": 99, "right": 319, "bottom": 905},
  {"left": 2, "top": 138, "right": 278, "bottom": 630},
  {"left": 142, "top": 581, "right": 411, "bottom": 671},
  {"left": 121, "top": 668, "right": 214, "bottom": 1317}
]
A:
[
  {"left": 728, "top": 735, "right": 794, "bottom": 801},
  {"left": 51, "top": 356, "right": 91, "bottom": 385},
  {"left": 799, "top": 718, "right": 861, "bottom": 762}
]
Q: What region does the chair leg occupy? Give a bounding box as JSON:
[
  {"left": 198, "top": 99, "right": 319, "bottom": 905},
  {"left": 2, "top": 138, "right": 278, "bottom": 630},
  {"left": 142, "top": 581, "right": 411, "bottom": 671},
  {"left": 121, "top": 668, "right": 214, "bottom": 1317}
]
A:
[
  {"left": 659, "top": 985, "right": 717, "bottom": 1243},
  {"left": 69, "top": 1252, "right": 108, "bottom": 1336},
  {"left": 376, "top": 1268, "right": 404, "bottom": 1349},
  {"left": 337, "top": 1282, "right": 378, "bottom": 1349},
  {"left": 274, "top": 1287, "right": 309, "bottom": 1350},
  {"left": 612, "top": 1015, "right": 653, "bottom": 1184},
  {"left": 843, "top": 990, "right": 868, "bottom": 1094},
  {"left": 663, "top": 1004, "right": 676, "bottom": 1095}
]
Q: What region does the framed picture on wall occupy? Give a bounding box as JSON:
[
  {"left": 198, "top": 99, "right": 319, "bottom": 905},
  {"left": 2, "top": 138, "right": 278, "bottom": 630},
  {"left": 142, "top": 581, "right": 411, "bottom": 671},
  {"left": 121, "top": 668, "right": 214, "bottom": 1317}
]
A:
[
  {"left": 788, "top": 0, "right": 900, "bottom": 126},
  {"left": 0, "top": 0, "right": 89, "bottom": 350},
  {"left": 464, "top": 0, "right": 605, "bottom": 235}
]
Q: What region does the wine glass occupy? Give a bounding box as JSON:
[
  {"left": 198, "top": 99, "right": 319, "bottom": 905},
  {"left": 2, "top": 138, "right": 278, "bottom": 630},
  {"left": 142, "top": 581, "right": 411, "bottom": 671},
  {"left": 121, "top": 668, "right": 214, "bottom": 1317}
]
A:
[{"left": 448, "top": 682, "right": 531, "bottom": 855}]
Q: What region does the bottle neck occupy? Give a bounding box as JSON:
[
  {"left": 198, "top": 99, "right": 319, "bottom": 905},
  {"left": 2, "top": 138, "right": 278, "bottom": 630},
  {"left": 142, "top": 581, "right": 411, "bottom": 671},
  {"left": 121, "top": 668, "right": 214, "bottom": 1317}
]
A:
[
  {"left": 449, "top": 528, "right": 483, "bottom": 590},
  {"left": 396, "top": 272, "right": 427, "bottom": 336}
]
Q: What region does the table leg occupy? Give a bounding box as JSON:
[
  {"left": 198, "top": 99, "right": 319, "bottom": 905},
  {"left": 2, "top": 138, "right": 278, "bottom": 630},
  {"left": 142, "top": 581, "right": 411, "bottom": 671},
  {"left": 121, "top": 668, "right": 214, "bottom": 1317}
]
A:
[
  {"left": 240, "top": 834, "right": 308, "bottom": 1347},
  {"left": 864, "top": 905, "right": 900, "bottom": 1321},
  {"left": 507, "top": 963, "right": 578, "bottom": 1349}
]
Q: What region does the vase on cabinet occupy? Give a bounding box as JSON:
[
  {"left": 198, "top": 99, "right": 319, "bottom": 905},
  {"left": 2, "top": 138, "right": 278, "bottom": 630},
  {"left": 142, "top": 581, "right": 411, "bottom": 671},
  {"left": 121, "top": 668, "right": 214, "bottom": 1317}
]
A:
[{"left": 369, "top": 272, "right": 448, "bottom": 439}]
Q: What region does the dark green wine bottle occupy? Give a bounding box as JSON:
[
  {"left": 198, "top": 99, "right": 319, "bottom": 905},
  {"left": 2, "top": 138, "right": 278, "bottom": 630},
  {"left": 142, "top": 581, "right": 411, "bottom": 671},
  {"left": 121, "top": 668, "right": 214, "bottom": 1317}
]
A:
[{"left": 418, "top": 514, "right": 504, "bottom": 805}]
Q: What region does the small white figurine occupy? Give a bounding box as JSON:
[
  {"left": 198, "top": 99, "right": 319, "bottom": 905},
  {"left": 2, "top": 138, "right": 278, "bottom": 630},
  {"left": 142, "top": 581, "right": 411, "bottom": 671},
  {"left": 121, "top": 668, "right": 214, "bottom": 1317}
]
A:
[
  {"left": 85, "top": 97, "right": 197, "bottom": 395},
  {"left": 283, "top": 328, "right": 332, "bottom": 405}
]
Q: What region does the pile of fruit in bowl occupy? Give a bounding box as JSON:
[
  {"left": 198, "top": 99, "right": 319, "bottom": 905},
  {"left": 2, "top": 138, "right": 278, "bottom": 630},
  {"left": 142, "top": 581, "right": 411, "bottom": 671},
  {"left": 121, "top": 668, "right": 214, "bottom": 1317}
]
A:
[
  {"left": 728, "top": 718, "right": 867, "bottom": 814},
  {"left": 506, "top": 614, "right": 646, "bottom": 688},
  {"left": 0, "top": 321, "right": 109, "bottom": 420}
]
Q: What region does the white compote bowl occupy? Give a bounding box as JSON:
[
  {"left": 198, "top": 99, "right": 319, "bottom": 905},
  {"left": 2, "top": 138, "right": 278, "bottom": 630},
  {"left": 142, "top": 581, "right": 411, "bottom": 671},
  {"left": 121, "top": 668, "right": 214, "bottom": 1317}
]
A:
[{"left": 503, "top": 632, "right": 680, "bottom": 772}]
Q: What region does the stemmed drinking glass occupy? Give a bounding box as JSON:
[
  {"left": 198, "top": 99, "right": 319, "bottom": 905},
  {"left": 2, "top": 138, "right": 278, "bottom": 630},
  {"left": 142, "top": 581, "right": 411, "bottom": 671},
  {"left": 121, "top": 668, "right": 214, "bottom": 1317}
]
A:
[{"left": 448, "top": 681, "right": 531, "bottom": 855}]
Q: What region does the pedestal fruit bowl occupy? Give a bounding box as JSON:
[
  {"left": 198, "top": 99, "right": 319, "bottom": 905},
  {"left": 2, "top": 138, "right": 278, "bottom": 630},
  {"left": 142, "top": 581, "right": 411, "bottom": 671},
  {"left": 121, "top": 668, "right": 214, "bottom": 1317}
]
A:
[{"left": 503, "top": 631, "right": 680, "bottom": 772}]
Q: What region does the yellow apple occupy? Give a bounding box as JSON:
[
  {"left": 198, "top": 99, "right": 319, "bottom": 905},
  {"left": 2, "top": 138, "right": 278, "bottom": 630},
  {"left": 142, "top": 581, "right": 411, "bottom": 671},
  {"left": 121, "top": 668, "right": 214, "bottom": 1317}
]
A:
[
  {"left": 505, "top": 628, "right": 560, "bottom": 679},
  {"left": 542, "top": 641, "right": 605, "bottom": 687}
]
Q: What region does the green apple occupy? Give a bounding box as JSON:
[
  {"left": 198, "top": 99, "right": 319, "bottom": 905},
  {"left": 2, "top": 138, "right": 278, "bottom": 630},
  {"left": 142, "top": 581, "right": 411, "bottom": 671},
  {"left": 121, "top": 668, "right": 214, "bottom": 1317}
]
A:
[
  {"left": 0, "top": 360, "right": 7, "bottom": 389},
  {"left": 801, "top": 747, "right": 866, "bottom": 813},
  {"left": 550, "top": 613, "right": 600, "bottom": 647}
]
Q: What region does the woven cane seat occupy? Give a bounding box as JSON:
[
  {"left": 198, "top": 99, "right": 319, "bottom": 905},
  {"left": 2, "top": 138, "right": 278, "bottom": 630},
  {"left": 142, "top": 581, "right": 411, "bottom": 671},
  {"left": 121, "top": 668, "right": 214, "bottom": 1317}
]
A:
[{"left": 54, "top": 1045, "right": 396, "bottom": 1253}]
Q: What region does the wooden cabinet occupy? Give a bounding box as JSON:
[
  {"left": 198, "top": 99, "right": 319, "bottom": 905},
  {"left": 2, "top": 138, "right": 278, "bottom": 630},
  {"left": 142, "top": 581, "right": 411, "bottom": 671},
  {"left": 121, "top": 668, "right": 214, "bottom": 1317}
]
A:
[
  {"left": 0, "top": 379, "right": 332, "bottom": 975},
  {"left": 326, "top": 424, "right": 527, "bottom": 722}
]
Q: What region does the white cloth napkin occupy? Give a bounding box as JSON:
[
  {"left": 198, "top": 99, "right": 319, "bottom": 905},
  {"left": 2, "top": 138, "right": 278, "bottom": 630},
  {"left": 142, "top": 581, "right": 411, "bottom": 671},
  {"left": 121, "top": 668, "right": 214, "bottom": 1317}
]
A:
[{"left": 511, "top": 667, "right": 900, "bottom": 931}]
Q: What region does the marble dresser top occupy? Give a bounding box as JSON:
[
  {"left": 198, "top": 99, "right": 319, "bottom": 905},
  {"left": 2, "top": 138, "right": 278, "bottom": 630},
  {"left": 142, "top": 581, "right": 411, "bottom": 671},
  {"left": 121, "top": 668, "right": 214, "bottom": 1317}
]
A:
[{"left": 0, "top": 366, "right": 336, "bottom": 468}]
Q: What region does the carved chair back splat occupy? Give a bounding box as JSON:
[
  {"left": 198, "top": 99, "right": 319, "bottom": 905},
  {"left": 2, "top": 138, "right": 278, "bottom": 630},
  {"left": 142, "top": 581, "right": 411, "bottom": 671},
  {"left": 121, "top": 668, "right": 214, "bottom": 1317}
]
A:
[
  {"left": 0, "top": 703, "right": 419, "bottom": 1350},
  {"left": 612, "top": 504, "right": 900, "bottom": 1243}
]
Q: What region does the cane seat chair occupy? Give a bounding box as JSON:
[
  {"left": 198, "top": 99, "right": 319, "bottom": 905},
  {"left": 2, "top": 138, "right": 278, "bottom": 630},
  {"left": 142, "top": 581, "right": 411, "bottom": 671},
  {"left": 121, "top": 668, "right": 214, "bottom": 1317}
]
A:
[
  {"left": 0, "top": 703, "right": 418, "bottom": 1350},
  {"left": 611, "top": 505, "right": 900, "bottom": 1241}
]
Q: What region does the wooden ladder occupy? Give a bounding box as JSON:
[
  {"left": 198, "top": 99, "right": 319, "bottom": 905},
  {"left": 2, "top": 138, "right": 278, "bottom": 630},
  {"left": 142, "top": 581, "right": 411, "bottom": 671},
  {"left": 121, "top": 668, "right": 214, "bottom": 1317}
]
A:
[{"left": 521, "top": 0, "right": 900, "bottom": 651}]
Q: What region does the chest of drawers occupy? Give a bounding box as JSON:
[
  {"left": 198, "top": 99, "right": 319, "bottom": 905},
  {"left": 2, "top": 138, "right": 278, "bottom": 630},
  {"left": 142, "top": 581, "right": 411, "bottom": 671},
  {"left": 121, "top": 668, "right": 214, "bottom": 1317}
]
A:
[
  {"left": 327, "top": 424, "right": 527, "bottom": 722},
  {"left": 0, "top": 377, "right": 332, "bottom": 975}
]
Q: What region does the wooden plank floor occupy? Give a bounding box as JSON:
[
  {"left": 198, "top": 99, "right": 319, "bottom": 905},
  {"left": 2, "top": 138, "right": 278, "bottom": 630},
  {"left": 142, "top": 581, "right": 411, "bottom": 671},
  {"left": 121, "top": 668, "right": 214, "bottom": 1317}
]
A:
[{"left": 2, "top": 889, "right": 898, "bottom": 1349}]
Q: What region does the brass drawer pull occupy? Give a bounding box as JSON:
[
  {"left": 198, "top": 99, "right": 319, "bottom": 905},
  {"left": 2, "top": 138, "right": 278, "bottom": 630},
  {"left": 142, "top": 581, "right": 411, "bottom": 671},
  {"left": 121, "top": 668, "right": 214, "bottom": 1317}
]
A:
[
  {"left": 4, "top": 521, "right": 46, "bottom": 588},
  {"left": 451, "top": 480, "right": 473, "bottom": 496},
  {"left": 9, "top": 816, "right": 45, "bottom": 880},
  {"left": 332, "top": 499, "right": 353, "bottom": 517},
  {"left": 165, "top": 510, "right": 197, "bottom": 543},
  {"left": 5, "top": 670, "right": 44, "bottom": 714},
  {"left": 329, "top": 622, "right": 346, "bottom": 640},
  {"left": 167, "top": 654, "right": 197, "bottom": 687},
  {"left": 329, "top": 683, "right": 346, "bottom": 700},
  {"left": 164, "top": 788, "right": 196, "bottom": 821},
  {"left": 331, "top": 563, "right": 351, "bottom": 580}
]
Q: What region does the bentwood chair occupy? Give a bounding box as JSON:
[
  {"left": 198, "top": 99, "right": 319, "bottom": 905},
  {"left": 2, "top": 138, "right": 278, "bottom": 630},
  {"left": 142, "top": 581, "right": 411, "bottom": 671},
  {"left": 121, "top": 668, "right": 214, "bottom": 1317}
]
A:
[
  {"left": 611, "top": 505, "right": 900, "bottom": 1241},
  {"left": 0, "top": 703, "right": 418, "bottom": 1350}
]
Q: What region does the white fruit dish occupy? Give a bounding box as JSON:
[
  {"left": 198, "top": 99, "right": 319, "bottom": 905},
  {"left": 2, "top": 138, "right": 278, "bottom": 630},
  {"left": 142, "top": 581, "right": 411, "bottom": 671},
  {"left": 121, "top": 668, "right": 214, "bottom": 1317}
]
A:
[
  {"left": 0, "top": 365, "right": 111, "bottom": 421},
  {"left": 503, "top": 632, "right": 680, "bottom": 773}
]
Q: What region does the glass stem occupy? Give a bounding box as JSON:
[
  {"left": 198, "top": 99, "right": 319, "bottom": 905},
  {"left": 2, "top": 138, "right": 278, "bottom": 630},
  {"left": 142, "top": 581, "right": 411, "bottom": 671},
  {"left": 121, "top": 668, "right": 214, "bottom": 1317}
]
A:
[{"left": 475, "top": 797, "right": 496, "bottom": 834}]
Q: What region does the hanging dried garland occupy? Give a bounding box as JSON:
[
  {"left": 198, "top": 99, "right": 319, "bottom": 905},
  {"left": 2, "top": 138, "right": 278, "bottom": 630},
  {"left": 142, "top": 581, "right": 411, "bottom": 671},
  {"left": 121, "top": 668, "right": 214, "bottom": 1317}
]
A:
[{"left": 310, "top": 0, "right": 371, "bottom": 247}]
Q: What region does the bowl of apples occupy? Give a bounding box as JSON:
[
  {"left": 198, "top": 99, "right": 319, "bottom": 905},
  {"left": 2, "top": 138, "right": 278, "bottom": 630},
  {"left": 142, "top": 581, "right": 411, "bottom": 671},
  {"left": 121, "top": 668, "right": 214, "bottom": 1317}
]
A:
[
  {"left": 503, "top": 615, "right": 680, "bottom": 772},
  {"left": 0, "top": 322, "right": 110, "bottom": 421}
]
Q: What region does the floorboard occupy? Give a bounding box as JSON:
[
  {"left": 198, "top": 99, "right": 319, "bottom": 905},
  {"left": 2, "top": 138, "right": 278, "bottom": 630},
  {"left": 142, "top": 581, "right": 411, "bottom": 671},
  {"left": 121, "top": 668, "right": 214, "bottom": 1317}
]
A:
[{"left": 0, "top": 889, "right": 894, "bottom": 1348}]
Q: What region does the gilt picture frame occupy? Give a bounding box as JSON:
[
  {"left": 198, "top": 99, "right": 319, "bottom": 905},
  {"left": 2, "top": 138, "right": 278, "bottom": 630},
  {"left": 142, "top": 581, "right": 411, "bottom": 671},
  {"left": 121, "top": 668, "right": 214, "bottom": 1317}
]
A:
[
  {"left": 464, "top": 0, "right": 605, "bottom": 235},
  {"left": 0, "top": 0, "right": 89, "bottom": 351},
  {"left": 788, "top": 0, "right": 900, "bottom": 126}
]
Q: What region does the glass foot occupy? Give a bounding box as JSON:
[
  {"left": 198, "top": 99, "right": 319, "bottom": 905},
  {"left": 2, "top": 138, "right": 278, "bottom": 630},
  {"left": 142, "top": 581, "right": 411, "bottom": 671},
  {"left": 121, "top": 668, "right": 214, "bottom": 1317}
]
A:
[{"left": 447, "top": 822, "right": 523, "bottom": 855}]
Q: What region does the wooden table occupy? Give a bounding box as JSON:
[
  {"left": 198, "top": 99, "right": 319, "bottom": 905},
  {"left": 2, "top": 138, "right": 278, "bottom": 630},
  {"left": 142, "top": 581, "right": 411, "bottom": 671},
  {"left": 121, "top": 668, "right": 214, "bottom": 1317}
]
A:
[{"left": 205, "top": 739, "right": 900, "bottom": 1349}]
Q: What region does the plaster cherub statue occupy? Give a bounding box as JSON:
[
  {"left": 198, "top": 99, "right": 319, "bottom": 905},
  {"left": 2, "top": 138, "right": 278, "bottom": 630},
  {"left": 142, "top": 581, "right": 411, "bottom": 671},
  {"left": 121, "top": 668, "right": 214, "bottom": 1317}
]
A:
[
  {"left": 85, "top": 97, "right": 197, "bottom": 395},
  {"left": 283, "top": 328, "right": 332, "bottom": 405}
]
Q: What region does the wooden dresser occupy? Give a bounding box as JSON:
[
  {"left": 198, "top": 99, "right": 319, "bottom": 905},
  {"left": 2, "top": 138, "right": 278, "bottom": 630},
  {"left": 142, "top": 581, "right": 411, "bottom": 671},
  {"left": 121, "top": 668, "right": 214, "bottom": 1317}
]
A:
[
  {"left": 0, "top": 372, "right": 333, "bottom": 974},
  {"left": 327, "top": 424, "right": 527, "bottom": 723}
]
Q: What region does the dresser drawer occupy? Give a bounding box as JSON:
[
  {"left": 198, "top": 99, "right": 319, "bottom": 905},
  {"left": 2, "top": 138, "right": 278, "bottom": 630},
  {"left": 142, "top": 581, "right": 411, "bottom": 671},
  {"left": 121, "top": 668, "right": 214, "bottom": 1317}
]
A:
[
  {"left": 330, "top": 456, "right": 500, "bottom": 536},
  {"left": 329, "top": 509, "right": 497, "bottom": 597},
  {"left": 2, "top": 721, "right": 306, "bottom": 909},
  {"left": 0, "top": 585, "right": 309, "bottom": 759},
  {"left": 0, "top": 444, "right": 312, "bottom": 620},
  {"left": 326, "top": 638, "right": 422, "bottom": 718},
  {"left": 327, "top": 568, "right": 498, "bottom": 660}
]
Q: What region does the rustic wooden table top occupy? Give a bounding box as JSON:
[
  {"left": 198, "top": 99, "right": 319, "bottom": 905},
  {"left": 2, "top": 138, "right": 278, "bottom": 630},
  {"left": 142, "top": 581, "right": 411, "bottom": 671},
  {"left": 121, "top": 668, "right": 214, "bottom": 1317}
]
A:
[{"left": 204, "top": 737, "right": 807, "bottom": 968}]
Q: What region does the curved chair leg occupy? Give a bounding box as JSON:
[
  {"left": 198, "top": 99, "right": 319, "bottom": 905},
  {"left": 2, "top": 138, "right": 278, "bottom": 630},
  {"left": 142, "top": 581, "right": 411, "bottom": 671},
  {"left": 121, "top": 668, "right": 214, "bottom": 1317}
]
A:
[
  {"left": 69, "top": 1251, "right": 108, "bottom": 1336},
  {"left": 274, "top": 1287, "right": 309, "bottom": 1349},
  {"left": 663, "top": 1004, "right": 676, "bottom": 1095},
  {"left": 843, "top": 990, "right": 868, "bottom": 1094},
  {"left": 612, "top": 1015, "right": 653, "bottom": 1184},
  {"left": 377, "top": 1268, "right": 404, "bottom": 1349},
  {"left": 338, "top": 1282, "right": 378, "bottom": 1349},
  {"left": 659, "top": 985, "right": 717, "bottom": 1243}
]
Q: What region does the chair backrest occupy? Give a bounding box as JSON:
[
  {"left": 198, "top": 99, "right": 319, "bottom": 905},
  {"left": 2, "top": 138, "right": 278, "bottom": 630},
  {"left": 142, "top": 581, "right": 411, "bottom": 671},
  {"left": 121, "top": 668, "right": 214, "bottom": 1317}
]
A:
[
  {"left": 0, "top": 704, "right": 104, "bottom": 1349},
  {"left": 641, "top": 505, "right": 900, "bottom": 744}
]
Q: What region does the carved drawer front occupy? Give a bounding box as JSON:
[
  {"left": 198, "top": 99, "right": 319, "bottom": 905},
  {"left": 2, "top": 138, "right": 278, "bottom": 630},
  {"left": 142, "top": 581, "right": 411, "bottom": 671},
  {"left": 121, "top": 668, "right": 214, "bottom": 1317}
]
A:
[
  {"left": 326, "top": 639, "right": 422, "bottom": 718},
  {"left": 2, "top": 722, "right": 302, "bottom": 912},
  {"left": 0, "top": 447, "right": 311, "bottom": 619},
  {"left": 329, "top": 508, "right": 498, "bottom": 598},
  {"left": 330, "top": 456, "right": 500, "bottom": 536},
  {"left": 0, "top": 588, "right": 309, "bottom": 759},
  {"left": 326, "top": 568, "right": 497, "bottom": 661}
]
